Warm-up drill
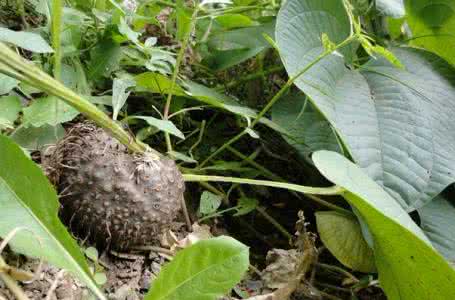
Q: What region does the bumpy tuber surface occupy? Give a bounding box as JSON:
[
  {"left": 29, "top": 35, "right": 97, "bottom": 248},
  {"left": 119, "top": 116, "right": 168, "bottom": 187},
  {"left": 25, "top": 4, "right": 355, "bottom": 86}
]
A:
[{"left": 45, "top": 122, "right": 184, "bottom": 249}]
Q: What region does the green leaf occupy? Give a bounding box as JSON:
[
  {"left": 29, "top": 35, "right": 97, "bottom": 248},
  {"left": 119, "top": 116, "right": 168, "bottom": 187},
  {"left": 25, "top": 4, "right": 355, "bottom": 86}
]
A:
[
  {"left": 23, "top": 96, "right": 79, "bottom": 127},
  {"left": 418, "top": 195, "right": 455, "bottom": 265},
  {"left": 370, "top": 45, "right": 403, "bottom": 68},
  {"left": 0, "top": 73, "right": 19, "bottom": 95},
  {"left": 183, "top": 81, "right": 287, "bottom": 134},
  {"left": 376, "top": 0, "right": 405, "bottom": 18},
  {"left": 112, "top": 78, "right": 135, "bottom": 120},
  {"left": 176, "top": 0, "right": 192, "bottom": 41},
  {"left": 276, "top": 0, "right": 455, "bottom": 211},
  {"left": 0, "top": 95, "right": 21, "bottom": 124},
  {"left": 135, "top": 72, "right": 185, "bottom": 96},
  {"left": 271, "top": 94, "right": 341, "bottom": 160},
  {"left": 206, "top": 22, "right": 274, "bottom": 70},
  {"left": 313, "top": 150, "right": 455, "bottom": 299},
  {"left": 94, "top": 272, "right": 108, "bottom": 286},
  {"left": 133, "top": 116, "right": 185, "bottom": 139},
  {"left": 0, "top": 27, "right": 54, "bottom": 53},
  {"left": 316, "top": 211, "right": 376, "bottom": 272},
  {"left": 84, "top": 247, "right": 99, "bottom": 262},
  {"left": 0, "top": 135, "right": 105, "bottom": 299},
  {"left": 233, "top": 197, "right": 258, "bottom": 216},
  {"left": 87, "top": 38, "right": 121, "bottom": 80},
  {"left": 145, "top": 236, "right": 249, "bottom": 300},
  {"left": 118, "top": 17, "right": 142, "bottom": 48},
  {"left": 199, "top": 191, "right": 223, "bottom": 215},
  {"left": 215, "top": 14, "right": 255, "bottom": 29},
  {"left": 406, "top": 0, "right": 455, "bottom": 66},
  {"left": 11, "top": 124, "right": 65, "bottom": 151},
  {"left": 168, "top": 151, "right": 197, "bottom": 164}
]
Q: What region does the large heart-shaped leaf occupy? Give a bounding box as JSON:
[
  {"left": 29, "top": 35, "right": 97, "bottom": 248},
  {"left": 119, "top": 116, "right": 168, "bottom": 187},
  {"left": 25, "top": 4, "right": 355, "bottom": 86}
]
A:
[
  {"left": 145, "top": 236, "right": 249, "bottom": 300},
  {"left": 313, "top": 150, "right": 455, "bottom": 299},
  {"left": 406, "top": 0, "right": 455, "bottom": 66},
  {"left": 418, "top": 195, "right": 455, "bottom": 265},
  {"left": 276, "top": 0, "right": 455, "bottom": 211},
  {"left": 272, "top": 94, "right": 341, "bottom": 161},
  {"left": 0, "top": 135, "right": 105, "bottom": 299}
]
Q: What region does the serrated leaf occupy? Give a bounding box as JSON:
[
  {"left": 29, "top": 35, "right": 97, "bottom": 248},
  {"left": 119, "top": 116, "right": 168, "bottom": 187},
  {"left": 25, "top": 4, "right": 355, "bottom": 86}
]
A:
[
  {"left": 112, "top": 78, "right": 136, "bottom": 120},
  {"left": 135, "top": 72, "right": 185, "bottom": 96},
  {"left": 316, "top": 211, "right": 376, "bottom": 272},
  {"left": 233, "top": 197, "right": 257, "bottom": 216},
  {"left": 11, "top": 124, "right": 65, "bottom": 151},
  {"left": 23, "top": 96, "right": 79, "bottom": 127},
  {"left": 276, "top": 0, "right": 455, "bottom": 211},
  {"left": 145, "top": 236, "right": 249, "bottom": 300},
  {"left": 313, "top": 150, "right": 455, "bottom": 299},
  {"left": 0, "top": 95, "right": 21, "bottom": 124},
  {"left": 0, "top": 27, "right": 54, "bottom": 53},
  {"left": 406, "top": 0, "right": 455, "bottom": 66},
  {"left": 418, "top": 195, "right": 455, "bottom": 265},
  {"left": 87, "top": 38, "right": 121, "bottom": 80},
  {"left": 133, "top": 116, "right": 185, "bottom": 139},
  {"left": 0, "top": 135, "right": 105, "bottom": 299},
  {"left": 199, "top": 191, "right": 223, "bottom": 215},
  {"left": 0, "top": 73, "right": 19, "bottom": 95}
]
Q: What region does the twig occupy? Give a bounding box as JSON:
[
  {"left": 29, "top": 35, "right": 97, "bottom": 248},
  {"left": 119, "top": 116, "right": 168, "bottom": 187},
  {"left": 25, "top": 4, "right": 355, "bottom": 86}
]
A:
[
  {"left": 44, "top": 270, "right": 65, "bottom": 300},
  {"left": 131, "top": 246, "right": 174, "bottom": 256},
  {"left": 316, "top": 263, "right": 359, "bottom": 283},
  {"left": 256, "top": 206, "right": 293, "bottom": 241},
  {"left": 163, "top": 4, "right": 200, "bottom": 152},
  {"left": 181, "top": 195, "right": 193, "bottom": 232}
]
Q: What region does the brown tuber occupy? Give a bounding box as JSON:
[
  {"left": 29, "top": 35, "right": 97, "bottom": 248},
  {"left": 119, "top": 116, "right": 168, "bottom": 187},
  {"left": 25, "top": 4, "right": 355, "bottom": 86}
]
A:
[{"left": 44, "top": 122, "right": 184, "bottom": 249}]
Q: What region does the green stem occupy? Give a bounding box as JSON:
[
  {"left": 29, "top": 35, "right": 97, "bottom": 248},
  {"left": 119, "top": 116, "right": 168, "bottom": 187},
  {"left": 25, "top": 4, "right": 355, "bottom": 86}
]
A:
[
  {"left": 0, "top": 43, "right": 155, "bottom": 157},
  {"left": 251, "top": 35, "right": 355, "bottom": 129},
  {"left": 51, "top": 0, "right": 63, "bottom": 80},
  {"left": 227, "top": 146, "right": 351, "bottom": 214},
  {"left": 216, "top": 65, "right": 285, "bottom": 92},
  {"left": 199, "top": 130, "right": 247, "bottom": 168},
  {"left": 153, "top": 0, "right": 176, "bottom": 7},
  {"left": 163, "top": 5, "right": 199, "bottom": 153},
  {"left": 256, "top": 206, "right": 293, "bottom": 240},
  {"left": 227, "top": 146, "right": 280, "bottom": 181},
  {"left": 183, "top": 174, "right": 344, "bottom": 196}
]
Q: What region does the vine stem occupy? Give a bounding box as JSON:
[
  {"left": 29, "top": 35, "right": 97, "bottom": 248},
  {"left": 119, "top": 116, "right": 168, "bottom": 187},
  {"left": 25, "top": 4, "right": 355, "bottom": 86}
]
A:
[
  {"left": 227, "top": 146, "right": 352, "bottom": 214},
  {"left": 182, "top": 174, "right": 345, "bottom": 196},
  {"left": 198, "top": 35, "right": 356, "bottom": 168},
  {"left": 163, "top": 4, "right": 200, "bottom": 153},
  {"left": 51, "top": 0, "right": 63, "bottom": 140},
  {"left": 0, "top": 257, "right": 30, "bottom": 300},
  {"left": 0, "top": 43, "right": 156, "bottom": 157},
  {"left": 51, "top": 0, "right": 63, "bottom": 80}
]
